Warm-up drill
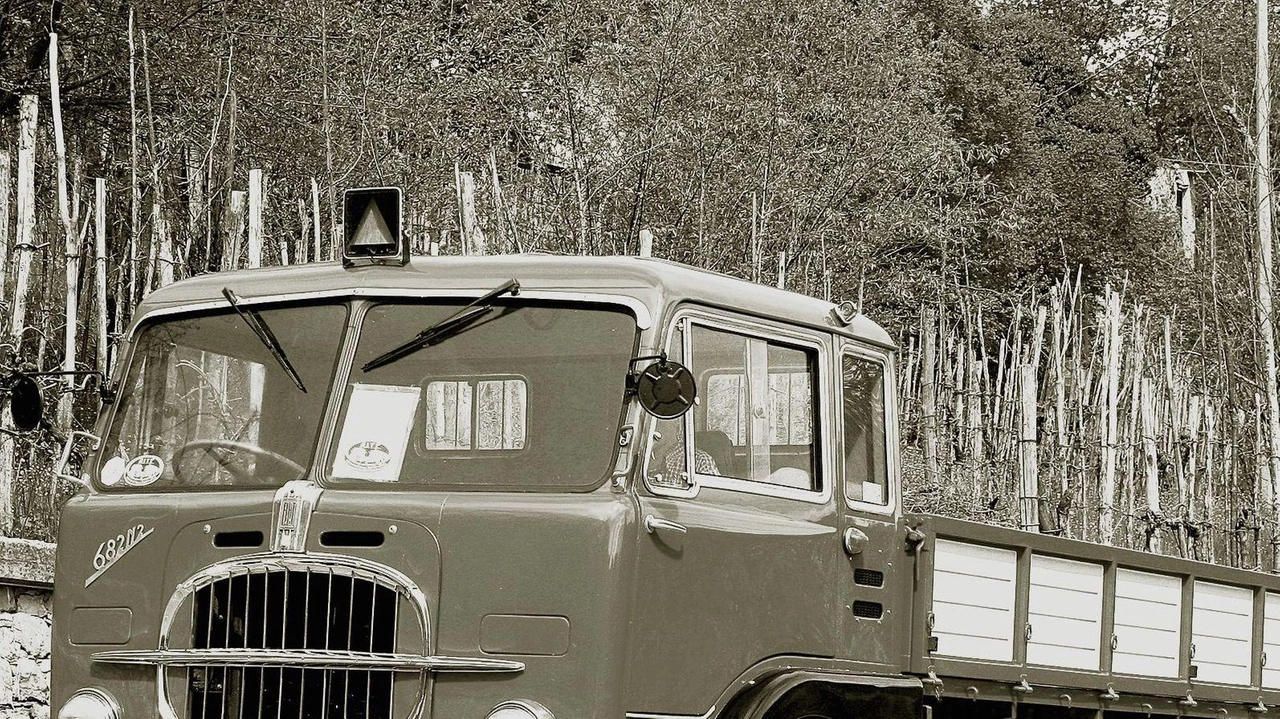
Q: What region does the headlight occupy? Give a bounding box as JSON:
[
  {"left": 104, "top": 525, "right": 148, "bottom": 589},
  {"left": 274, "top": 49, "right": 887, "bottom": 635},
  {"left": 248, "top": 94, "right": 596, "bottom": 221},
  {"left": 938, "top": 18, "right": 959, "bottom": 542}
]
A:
[
  {"left": 487, "top": 700, "right": 555, "bottom": 719},
  {"left": 57, "top": 689, "right": 120, "bottom": 719}
]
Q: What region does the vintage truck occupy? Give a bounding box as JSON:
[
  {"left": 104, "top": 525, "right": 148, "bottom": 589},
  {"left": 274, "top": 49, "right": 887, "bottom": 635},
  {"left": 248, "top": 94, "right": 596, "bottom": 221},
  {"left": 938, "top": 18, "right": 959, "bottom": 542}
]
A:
[{"left": 38, "top": 189, "right": 1280, "bottom": 719}]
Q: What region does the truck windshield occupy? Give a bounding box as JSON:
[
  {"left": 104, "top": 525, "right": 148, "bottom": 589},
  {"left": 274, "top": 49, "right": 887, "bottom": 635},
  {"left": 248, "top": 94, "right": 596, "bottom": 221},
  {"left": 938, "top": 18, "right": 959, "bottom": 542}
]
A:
[
  {"left": 330, "top": 299, "right": 637, "bottom": 490},
  {"left": 98, "top": 303, "right": 347, "bottom": 489}
]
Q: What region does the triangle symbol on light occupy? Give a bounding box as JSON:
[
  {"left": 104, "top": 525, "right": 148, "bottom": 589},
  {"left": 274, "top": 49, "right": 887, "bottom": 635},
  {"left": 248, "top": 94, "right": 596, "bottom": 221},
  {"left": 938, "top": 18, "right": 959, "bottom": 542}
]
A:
[{"left": 350, "top": 202, "right": 395, "bottom": 249}]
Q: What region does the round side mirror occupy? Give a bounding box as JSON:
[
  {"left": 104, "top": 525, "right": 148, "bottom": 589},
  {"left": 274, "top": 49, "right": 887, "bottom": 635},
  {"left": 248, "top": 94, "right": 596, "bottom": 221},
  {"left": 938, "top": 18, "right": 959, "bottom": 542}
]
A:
[
  {"left": 9, "top": 375, "right": 43, "bottom": 432},
  {"left": 635, "top": 360, "right": 697, "bottom": 420}
]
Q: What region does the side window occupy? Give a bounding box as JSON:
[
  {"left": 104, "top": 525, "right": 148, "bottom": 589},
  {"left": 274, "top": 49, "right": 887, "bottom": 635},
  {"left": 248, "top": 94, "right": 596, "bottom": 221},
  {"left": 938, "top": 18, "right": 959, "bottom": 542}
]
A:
[
  {"left": 843, "top": 353, "right": 888, "bottom": 505},
  {"left": 692, "top": 324, "right": 819, "bottom": 491},
  {"left": 424, "top": 377, "right": 527, "bottom": 451}
]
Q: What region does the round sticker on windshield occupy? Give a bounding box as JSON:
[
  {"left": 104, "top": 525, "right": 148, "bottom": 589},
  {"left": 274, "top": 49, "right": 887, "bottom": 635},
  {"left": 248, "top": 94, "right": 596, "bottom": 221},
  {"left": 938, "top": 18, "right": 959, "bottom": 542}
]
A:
[
  {"left": 100, "top": 456, "right": 126, "bottom": 487},
  {"left": 123, "top": 454, "right": 164, "bottom": 486},
  {"left": 345, "top": 441, "right": 391, "bottom": 470}
]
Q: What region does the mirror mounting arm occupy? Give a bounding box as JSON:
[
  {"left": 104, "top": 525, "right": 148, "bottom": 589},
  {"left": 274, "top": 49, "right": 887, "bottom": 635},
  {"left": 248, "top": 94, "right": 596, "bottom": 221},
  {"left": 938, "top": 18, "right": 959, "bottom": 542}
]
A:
[
  {"left": 54, "top": 430, "right": 102, "bottom": 488},
  {"left": 624, "top": 352, "right": 668, "bottom": 397}
]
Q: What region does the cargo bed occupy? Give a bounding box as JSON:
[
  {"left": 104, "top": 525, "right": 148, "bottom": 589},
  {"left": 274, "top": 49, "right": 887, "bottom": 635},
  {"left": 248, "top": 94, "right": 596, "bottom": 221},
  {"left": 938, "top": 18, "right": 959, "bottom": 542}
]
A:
[{"left": 906, "top": 514, "right": 1280, "bottom": 718}]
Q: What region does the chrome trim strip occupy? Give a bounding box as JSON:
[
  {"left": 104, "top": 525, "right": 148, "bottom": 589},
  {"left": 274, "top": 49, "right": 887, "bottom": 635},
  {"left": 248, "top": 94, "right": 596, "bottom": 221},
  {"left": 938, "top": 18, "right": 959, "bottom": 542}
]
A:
[
  {"left": 132, "top": 288, "right": 652, "bottom": 333},
  {"left": 626, "top": 707, "right": 716, "bottom": 719},
  {"left": 92, "top": 648, "right": 524, "bottom": 672}
]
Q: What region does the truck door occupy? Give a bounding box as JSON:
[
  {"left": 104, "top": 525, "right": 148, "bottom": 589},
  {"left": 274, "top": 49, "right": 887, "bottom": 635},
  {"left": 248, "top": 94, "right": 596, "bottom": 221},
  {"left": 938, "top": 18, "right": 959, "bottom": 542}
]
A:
[
  {"left": 625, "top": 312, "right": 842, "bottom": 716},
  {"left": 836, "top": 343, "right": 908, "bottom": 667}
]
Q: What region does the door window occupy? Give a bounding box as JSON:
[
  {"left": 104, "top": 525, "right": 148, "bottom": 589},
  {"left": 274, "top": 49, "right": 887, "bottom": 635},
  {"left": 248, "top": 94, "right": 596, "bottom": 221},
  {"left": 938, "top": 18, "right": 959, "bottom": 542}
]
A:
[
  {"left": 691, "top": 324, "right": 820, "bottom": 491},
  {"left": 842, "top": 352, "right": 888, "bottom": 505}
]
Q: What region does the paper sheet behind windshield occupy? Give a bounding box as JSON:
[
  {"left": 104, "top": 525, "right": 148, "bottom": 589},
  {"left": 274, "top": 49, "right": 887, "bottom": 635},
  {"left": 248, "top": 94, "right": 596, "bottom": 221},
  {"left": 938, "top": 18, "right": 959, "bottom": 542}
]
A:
[{"left": 331, "top": 383, "right": 421, "bottom": 482}]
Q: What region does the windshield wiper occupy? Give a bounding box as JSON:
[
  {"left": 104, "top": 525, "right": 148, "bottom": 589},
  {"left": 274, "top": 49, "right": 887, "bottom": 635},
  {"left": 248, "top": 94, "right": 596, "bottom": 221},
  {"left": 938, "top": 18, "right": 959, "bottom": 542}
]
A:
[
  {"left": 222, "top": 288, "right": 307, "bottom": 393},
  {"left": 362, "top": 278, "right": 520, "bottom": 372}
]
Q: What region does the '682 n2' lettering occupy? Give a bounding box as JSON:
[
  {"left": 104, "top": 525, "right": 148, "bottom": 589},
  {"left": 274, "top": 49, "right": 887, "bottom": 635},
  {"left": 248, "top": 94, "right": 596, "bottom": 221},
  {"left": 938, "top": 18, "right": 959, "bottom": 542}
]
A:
[{"left": 86, "top": 524, "right": 155, "bottom": 587}]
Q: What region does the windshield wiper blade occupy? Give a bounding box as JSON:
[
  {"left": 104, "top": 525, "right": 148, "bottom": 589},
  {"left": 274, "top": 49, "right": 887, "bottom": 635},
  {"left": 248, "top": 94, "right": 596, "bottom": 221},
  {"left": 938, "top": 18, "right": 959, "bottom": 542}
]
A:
[
  {"left": 222, "top": 288, "right": 307, "bottom": 393},
  {"left": 362, "top": 278, "right": 520, "bottom": 372}
]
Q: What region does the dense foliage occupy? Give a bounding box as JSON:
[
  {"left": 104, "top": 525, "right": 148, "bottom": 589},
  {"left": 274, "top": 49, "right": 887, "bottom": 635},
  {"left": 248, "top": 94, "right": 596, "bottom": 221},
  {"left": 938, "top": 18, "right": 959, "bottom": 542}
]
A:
[{"left": 0, "top": 0, "right": 1203, "bottom": 309}]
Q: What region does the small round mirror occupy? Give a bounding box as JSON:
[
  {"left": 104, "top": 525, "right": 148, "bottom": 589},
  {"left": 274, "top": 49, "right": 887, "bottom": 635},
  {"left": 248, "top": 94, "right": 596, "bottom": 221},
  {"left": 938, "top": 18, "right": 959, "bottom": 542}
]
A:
[
  {"left": 9, "top": 375, "right": 42, "bottom": 432},
  {"left": 635, "top": 360, "right": 697, "bottom": 420}
]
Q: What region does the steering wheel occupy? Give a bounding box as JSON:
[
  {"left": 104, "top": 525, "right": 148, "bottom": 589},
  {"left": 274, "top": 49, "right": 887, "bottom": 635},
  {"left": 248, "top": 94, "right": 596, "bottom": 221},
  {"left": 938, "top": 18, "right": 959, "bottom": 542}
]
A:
[{"left": 171, "top": 439, "right": 305, "bottom": 485}]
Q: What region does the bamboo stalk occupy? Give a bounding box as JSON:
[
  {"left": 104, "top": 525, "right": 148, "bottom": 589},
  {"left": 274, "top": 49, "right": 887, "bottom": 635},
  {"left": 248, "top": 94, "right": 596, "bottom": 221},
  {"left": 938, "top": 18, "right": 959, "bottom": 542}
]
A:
[
  {"left": 186, "top": 147, "right": 202, "bottom": 268},
  {"left": 458, "top": 170, "right": 486, "bottom": 256},
  {"left": 128, "top": 9, "right": 139, "bottom": 309},
  {"left": 1100, "top": 288, "right": 1122, "bottom": 543},
  {"left": 50, "top": 33, "right": 80, "bottom": 431},
  {"left": 95, "top": 179, "right": 109, "bottom": 376},
  {"left": 248, "top": 169, "right": 263, "bottom": 268},
  {"left": 969, "top": 358, "right": 986, "bottom": 503},
  {"left": 224, "top": 190, "right": 246, "bottom": 270},
  {"left": 296, "top": 197, "right": 308, "bottom": 264},
  {"left": 1204, "top": 398, "right": 1218, "bottom": 563},
  {"left": 1123, "top": 306, "right": 1147, "bottom": 548},
  {"left": 1186, "top": 395, "right": 1203, "bottom": 557},
  {"left": 141, "top": 31, "right": 171, "bottom": 289},
  {"left": 0, "top": 150, "right": 10, "bottom": 313},
  {"left": 311, "top": 177, "right": 322, "bottom": 262},
  {"left": 1019, "top": 365, "right": 1040, "bottom": 530},
  {"left": 921, "top": 308, "right": 940, "bottom": 489}
]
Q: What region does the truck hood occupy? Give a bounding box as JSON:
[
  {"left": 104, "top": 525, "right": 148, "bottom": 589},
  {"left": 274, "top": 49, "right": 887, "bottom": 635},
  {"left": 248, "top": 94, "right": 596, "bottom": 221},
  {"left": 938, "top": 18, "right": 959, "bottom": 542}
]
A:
[{"left": 52, "top": 483, "right": 636, "bottom": 719}]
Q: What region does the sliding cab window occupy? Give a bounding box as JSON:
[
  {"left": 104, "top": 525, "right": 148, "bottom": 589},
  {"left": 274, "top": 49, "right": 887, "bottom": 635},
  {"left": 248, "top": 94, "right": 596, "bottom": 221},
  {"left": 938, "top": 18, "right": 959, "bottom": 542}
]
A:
[
  {"left": 842, "top": 351, "right": 889, "bottom": 507},
  {"left": 423, "top": 376, "right": 527, "bottom": 451},
  {"left": 649, "top": 319, "right": 821, "bottom": 495}
]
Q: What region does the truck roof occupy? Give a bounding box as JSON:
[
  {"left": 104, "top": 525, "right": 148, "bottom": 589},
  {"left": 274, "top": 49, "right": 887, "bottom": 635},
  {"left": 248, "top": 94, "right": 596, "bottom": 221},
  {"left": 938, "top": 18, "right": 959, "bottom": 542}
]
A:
[{"left": 133, "top": 254, "right": 896, "bottom": 349}]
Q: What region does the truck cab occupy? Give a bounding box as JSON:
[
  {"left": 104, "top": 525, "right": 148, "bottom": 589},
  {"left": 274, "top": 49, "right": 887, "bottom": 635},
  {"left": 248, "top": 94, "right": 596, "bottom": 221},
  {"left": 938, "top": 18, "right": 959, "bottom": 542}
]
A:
[{"left": 50, "top": 249, "right": 914, "bottom": 719}]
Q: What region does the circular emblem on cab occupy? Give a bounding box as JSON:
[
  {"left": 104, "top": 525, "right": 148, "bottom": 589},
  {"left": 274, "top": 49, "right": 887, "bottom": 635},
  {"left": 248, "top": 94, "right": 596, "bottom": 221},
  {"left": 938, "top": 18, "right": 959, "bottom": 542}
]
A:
[
  {"left": 123, "top": 454, "right": 164, "bottom": 486},
  {"left": 345, "top": 441, "right": 391, "bottom": 470}
]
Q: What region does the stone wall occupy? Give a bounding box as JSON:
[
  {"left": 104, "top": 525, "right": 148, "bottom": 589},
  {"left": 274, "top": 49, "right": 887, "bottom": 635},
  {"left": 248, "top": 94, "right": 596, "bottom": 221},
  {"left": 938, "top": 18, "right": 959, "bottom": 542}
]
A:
[{"left": 0, "top": 539, "right": 55, "bottom": 719}]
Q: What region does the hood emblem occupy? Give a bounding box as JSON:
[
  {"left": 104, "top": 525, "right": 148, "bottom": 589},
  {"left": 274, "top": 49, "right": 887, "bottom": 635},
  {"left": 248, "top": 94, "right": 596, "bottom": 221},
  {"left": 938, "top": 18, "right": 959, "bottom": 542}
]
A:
[{"left": 271, "top": 480, "right": 323, "bottom": 552}]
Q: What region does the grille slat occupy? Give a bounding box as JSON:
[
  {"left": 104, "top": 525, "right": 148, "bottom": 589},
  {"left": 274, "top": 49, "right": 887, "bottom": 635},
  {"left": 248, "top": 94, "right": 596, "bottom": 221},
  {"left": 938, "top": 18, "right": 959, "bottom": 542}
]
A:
[{"left": 188, "top": 567, "right": 399, "bottom": 719}]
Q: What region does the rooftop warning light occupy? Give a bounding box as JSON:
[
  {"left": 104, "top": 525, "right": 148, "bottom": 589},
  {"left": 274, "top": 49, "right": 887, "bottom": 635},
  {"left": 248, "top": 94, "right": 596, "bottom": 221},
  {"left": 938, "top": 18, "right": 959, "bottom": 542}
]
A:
[{"left": 342, "top": 187, "right": 407, "bottom": 267}]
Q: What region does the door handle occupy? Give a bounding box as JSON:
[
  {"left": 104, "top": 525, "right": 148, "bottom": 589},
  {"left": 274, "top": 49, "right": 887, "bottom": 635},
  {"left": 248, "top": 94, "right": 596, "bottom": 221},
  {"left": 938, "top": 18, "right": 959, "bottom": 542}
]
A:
[{"left": 644, "top": 515, "right": 687, "bottom": 534}]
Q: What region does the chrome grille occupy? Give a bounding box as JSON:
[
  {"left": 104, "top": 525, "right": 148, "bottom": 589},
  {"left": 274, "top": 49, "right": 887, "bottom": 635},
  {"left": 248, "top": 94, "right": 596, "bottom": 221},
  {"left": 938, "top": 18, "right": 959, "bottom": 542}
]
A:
[
  {"left": 91, "top": 552, "right": 525, "bottom": 719},
  {"left": 183, "top": 564, "right": 404, "bottom": 719}
]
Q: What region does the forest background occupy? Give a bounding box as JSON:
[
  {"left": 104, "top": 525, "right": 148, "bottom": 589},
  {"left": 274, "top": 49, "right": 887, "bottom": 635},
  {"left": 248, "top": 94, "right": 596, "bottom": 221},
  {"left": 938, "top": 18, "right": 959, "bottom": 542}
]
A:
[{"left": 0, "top": 0, "right": 1273, "bottom": 568}]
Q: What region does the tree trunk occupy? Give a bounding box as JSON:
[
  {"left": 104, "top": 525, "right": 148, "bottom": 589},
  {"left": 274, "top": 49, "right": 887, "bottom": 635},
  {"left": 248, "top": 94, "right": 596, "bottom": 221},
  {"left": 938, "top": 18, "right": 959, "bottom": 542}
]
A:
[
  {"left": 1254, "top": 0, "right": 1280, "bottom": 571},
  {"left": 1, "top": 96, "right": 40, "bottom": 535}
]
